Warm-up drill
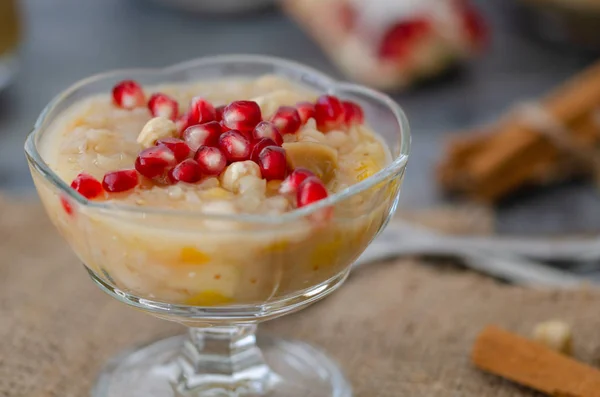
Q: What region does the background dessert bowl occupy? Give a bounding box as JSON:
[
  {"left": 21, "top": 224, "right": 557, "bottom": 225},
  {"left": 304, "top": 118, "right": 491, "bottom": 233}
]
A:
[{"left": 24, "top": 55, "right": 410, "bottom": 397}]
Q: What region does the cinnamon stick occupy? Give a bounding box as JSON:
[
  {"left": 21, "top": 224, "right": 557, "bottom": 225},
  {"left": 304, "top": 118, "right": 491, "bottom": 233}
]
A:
[{"left": 472, "top": 325, "right": 600, "bottom": 397}]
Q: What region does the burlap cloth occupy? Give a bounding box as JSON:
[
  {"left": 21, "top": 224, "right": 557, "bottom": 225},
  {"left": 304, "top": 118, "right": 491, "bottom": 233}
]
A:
[{"left": 2, "top": 197, "right": 600, "bottom": 397}]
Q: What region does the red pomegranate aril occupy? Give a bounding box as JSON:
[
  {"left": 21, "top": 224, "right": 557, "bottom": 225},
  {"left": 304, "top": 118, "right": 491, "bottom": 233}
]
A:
[
  {"left": 182, "top": 121, "right": 222, "bottom": 151},
  {"left": 102, "top": 170, "right": 139, "bottom": 193},
  {"left": 135, "top": 146, "right": 177, "bottom": 178},
  {"left": 279, "top": 168, "right": 315, "bottom": 194},
  {"left": 296, "top": 176, "right": 332, "bottom": 223},
  {"left": 342, "top": 101, "right": 364, "bottom": 126},
  {"left": 258, "top": 146, "right": 287, "bottom": 181},
  {"left": 169, "top": 159, "right": 202, "bottom": 183},
  {"left": 215, "top": 105, "right": 225, "bottom": 122},
  {"left": 148, "top": 93, "right": 179, "bottom": 121},
  {"left": 378, "top": 19, "right": 430, "bottom": 60},
  {"left": 194, "top": 146, "right": 227, "bottom": 176},
  {"left": 218, "top": 130, "right": 251, "bottom": 162},
  {"left": 252, "top": 121, "right": 283, "bottom": 145},
  {"left": 70, "top": 172, "right": 103, "bottom": 199},
  {"left": 112, "top": 80, "right": 145, "bottom": 110},
  {"left": 156, "top": 137, "right": 191, "bottom": 162},
  {"left": 296, "top": 102, "right": 316, "bottom": 124},
  {"left": 270, "top": 106, "right": 302, "bottom": 135},
  {"left": 222, "top": 100, "right": 262, "bottom": 133},
  {"left": 459, "top": 1, "right": 488, "bottom": 50},
  {"left": 314, "top": 95, "right": 345, "bottom": 132},
  {"left": 297, "top": 176, "right": 329, "bottom": 207},
  {"left": 250, "top": 137, "right": 277, "bottom": 163},
  {"left": 190, "top": 97, "right": 216, "bottom": 124},
  {"left": 60, "top": 196, "right": 74, "bottom": 216}
]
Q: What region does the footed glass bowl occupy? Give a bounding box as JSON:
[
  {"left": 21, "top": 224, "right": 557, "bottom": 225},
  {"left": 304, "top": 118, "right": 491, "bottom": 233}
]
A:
[{"left": 24, "top": 55, "right": 410, "bottom": 397}]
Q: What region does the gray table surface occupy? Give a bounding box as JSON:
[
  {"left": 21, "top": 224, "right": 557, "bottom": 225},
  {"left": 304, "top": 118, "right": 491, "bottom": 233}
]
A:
[{"left": 2, "top": 0, "right": 599, "bottom": 235}]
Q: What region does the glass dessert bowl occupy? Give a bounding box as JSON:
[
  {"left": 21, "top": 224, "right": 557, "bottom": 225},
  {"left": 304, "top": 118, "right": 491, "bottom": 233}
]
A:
[{"left": 24, "top": 55, "right": 410, "bottom": 397}]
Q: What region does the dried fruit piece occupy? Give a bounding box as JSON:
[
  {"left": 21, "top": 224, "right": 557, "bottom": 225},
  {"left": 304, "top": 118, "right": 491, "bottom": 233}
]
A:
[
  {"left": 70, "top": 172, "right": 103, "bottom": 199},
  {"left": 342, "top": 101, "right": 364, "bottom": 125},
  {"left": 148, "top": 93, "right": 179, "bottom": 121},
  {"left": 194, "top": 146, "right": 227, "bottom": 176},
  {"left": 190, "top": 97, "right": 216, "bottom": 124},
  {"left": 252, "top": 121, "right": 283, "bottom": 145},
  {"left": 156, "top": 137, "right": 191, "bottom": 162},
  {"left": 258, "top": 146, "right": 287, "bottom": 181},
  {"left": 135, "top": 146, "right": 177, "bottom": 178},
  {"left": 296, "top": 101, "right": 316, "bottom": 124},
  {"left": 270, "top": 106, "right": 302, "bottom": 135},
  {"left": 279, "top": 168, "right": 315, "bottom": 194},
  {"left": 222, "top": 100, "right": 262, "bottom": 133},
  {"left": 112, "top": 80, "right": 145, "bottom": 109},
  {"left": 218, "top": 130, "right": 251, "bottom": 162},
  {"left": 137, "top": 117, "right": 177, "bottom": 149},
  {"left": 250, "top": 137, "right": 278, "bottom": 163},
  {"left": 169, "top": 159, "right": 202, "bottom": 183},
  {"left": 282, "top": 141, "right": 338, "bottom": 183},
  {"left": 102, "top": 169, "right": 139, "bottom": 192},
  {"left": 182, "top": 122, "right": 222, "bottom": 151},
  {"left": 314, "top": 95, "right": 345, "bottom": 132}
]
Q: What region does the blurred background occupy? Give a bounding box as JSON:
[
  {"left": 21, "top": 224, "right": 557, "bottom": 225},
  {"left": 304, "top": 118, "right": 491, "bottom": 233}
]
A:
[{"left": 2, "top": 0, "right": 599, "bottom": 235}]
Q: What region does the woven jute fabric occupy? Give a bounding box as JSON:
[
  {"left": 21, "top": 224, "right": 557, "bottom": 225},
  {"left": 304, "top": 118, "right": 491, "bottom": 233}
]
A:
[{"left": 2, "top": 196, "right": 600, "bottom": 397}]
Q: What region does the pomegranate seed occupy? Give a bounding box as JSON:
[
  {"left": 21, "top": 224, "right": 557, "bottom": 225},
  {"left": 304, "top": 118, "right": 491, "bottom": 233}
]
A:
[
  {"left": 270, "top": 106, "right": 302, "bottom": 135},
  {"left": 218, "top": 130, "right": 251, "bottom": 162},
  {"left": 135, "top": 146, "right": 177, "bottom": 178},
  {"left": 342, "top": 101, "right": 364, "bottom": 126},
  {"left": 339, "top": 2, "right": 357, "bottom": 32},
  {"left": 378, "top": 19, "right": 430, "bottom": 60},
  {"left": 222, "top": 100, "right": 262, "bottom": 133},
  {"left": 252, "top": 121, "right": 283, "bottom": 145},
  {"left": 169, "top": 159, "right": 202, "bottom": 183},
  {"left": 297, "top": 176, "right": 329, "bottom": 207},
  {"left": 189, "top": 97, "right": 216, "bottom": 124},
  {"left": 250, "top": 137, "right": 277, "bottom": 163},
  {"left": 194, "top": 146, "right": 227, "bottom": 176},
  {"left": 182, "top": 121, "right": 222, "bottom": 151},
  {"left": 314, "top": 95, "right": 345, "bottom": 132},
  {"left": 258, "top": 146, "right": 287, "bottom": 181},
  {"left": 296, "top": 102, "right": 316, "bottom": 124},
  {"left": 215, "top": 105, "right": 225, "bottom": 122},
  {"left": 60, "top": 196, "right": 74, "bottom": 216},
  {"left": 112, "top": 80, "right": 145, "bottom": 109},
  {"left": 148, "top": 93, "right": 179, "bottom": 121},
  {"left": 102, "top": 170, "right": 139, "bottom": 193},
  {"left": 458, "top": 1, "right": 488, "bottom": 50},
  {"left": 156, "top": 137, "right": 191, "bottom": 162},
  {"left": 219, "top": 121, "right": 231, "bottom": 133},
  {"left": 176, "top": 112, "right": 197, "bottom": 135},
  {"left": 279, "top": 168, "right": 315, "bottom": 194},
  {"left": 70, "top": 172, "right": 103, "bottom": 199}
]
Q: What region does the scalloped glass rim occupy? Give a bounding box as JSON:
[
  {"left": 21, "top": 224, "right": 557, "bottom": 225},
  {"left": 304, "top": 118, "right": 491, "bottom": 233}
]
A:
[{"left": 24, "top": 54, "right": 411, "bottom": 224}]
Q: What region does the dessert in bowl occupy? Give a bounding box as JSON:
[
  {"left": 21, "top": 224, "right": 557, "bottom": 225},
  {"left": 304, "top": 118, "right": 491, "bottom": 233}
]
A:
[{"left": 25, "top": 55, "right": 410, "bottom": 397}]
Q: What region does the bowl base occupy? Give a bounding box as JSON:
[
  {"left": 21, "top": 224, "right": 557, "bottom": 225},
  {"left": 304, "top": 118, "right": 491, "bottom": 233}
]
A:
[{"left": 92, "top": 333, "right": 352, "bottom": 397}]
